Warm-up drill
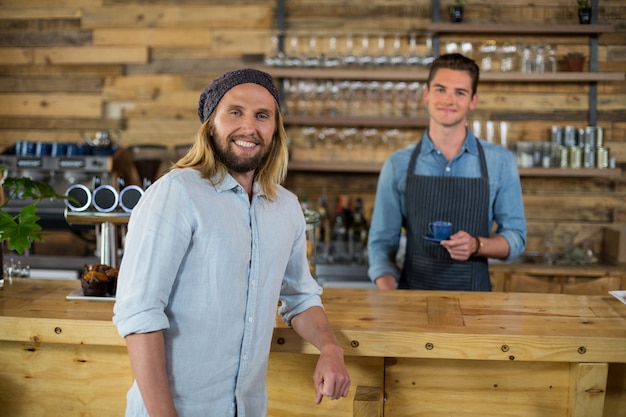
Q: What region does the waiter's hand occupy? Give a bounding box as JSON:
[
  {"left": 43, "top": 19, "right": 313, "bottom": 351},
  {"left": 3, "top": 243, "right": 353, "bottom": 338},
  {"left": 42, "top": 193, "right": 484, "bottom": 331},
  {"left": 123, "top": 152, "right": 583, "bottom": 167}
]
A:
[
  {"left": 440, "top": 231, "right": 477, "bottom": 261},
  {"left": 375, "top": 274, "right": 398, "bottom": 290}
]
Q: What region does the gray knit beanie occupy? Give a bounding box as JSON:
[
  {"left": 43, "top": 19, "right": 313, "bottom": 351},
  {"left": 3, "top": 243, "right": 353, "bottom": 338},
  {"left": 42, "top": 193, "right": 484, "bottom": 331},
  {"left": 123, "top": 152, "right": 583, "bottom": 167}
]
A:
[{"left": 197, "top": 68, "right": 280, "bottom": 124}]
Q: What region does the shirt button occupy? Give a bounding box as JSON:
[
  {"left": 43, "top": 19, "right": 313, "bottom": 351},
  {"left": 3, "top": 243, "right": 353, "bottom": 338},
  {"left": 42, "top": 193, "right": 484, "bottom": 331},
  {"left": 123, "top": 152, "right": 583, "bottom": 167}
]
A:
[
  {"left": 248, "top": 317, "right": 253, "bottom": 323},
  {"left": 445, "top": 166, "right": 451, "bottom": 172},
  {"left": 242, "top": 354, "right": 248, "bottom": 361},
  {"left": 251, "top": 280, "right": 256, "bottom": 286}
]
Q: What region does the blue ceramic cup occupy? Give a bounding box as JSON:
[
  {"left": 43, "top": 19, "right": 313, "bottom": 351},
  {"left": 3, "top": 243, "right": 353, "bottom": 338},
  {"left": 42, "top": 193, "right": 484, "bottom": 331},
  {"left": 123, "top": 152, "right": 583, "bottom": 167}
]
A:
[{"left": 429, "top": 221, "right": 452, "bottom": 240}]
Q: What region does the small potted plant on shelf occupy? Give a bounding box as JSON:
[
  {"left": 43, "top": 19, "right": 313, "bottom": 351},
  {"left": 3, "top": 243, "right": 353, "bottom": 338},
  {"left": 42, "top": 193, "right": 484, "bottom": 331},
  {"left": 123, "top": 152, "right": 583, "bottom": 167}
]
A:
[
  {"left": 449, "top": 0, "right": 464, "bottom": 23},
  {"left": 577, "top": 0, "right": 592, "bottom": 24},
  {"left": 1, "top": 166, "right": 68, "bottom": 280},
  {"left": 564, "top": 52, "right": 586, "bottom": 72}
]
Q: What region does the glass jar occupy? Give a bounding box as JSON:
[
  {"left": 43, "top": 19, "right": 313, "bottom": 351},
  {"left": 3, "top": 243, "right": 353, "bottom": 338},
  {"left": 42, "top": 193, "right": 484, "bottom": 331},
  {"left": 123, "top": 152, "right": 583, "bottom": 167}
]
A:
[
  {"left": 534, "top": 44, "right": 546, "bottom": 73},
  {"left": 520, "top": 44, "right": 533, "bottom": 73},
  {"left": 303, "top": 209, "right": 320, "bottom": 278},
  {"left": 500, "top": 43, "right": 517, "bottom": 72}
]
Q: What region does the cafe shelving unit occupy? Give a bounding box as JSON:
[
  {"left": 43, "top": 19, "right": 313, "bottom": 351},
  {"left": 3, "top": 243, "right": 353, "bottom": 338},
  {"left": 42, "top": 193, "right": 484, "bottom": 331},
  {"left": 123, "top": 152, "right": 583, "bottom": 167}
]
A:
[
  {"left": 287, "top": 160, "right": 623, "bottom": 177},
  {"left": 269, "top": 0, "right": 623, "bottom": 179}
]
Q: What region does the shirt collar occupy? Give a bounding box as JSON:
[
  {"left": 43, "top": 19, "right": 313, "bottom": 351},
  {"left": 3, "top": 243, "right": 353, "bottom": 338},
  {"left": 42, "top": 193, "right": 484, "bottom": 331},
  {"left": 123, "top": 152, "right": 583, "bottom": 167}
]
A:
[
  {"left": 215, "top": 173, "right": 266, "bottom": 198},
  {"left": 423, "top": 126, "right": 479, "bottom": 156}
]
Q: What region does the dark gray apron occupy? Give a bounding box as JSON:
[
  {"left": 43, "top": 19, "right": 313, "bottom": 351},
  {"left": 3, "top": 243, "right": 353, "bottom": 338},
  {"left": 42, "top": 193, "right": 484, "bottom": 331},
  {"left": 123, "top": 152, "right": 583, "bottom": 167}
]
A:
[{"left": 399, "top": 137, "right": 491, "bottom": 291}]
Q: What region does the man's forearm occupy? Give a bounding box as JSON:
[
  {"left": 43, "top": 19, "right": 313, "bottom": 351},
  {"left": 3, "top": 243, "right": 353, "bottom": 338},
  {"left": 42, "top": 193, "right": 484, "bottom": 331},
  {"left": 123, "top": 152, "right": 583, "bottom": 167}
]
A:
[
  {"left": 126, "top": 331, "right": 178, "bottom": 417},
  {"left": 291, "top": 306, "right": 341, "bottom": 352}
]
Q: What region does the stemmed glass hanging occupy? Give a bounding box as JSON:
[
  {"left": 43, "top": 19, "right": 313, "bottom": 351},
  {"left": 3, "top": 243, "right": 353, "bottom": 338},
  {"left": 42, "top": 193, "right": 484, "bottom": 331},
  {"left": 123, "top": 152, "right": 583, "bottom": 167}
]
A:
[
  {"left": 323, "top": 33, "right": 341, "bottom": 68},
  {"left": 264, "top": 31, "right": 285, "bottom": 66},
  {"left": 373, "top": 33, "right": 389, "bottom": 66},
  {"left": 342, "top": 32, "right": 357, "bottom": 66}
]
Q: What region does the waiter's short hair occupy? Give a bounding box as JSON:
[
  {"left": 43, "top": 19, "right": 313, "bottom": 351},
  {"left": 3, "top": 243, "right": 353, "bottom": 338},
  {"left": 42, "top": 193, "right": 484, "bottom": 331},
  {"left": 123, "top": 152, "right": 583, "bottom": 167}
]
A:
[{"left": 427, "top": 53, "right": 480, "bottom": 97}]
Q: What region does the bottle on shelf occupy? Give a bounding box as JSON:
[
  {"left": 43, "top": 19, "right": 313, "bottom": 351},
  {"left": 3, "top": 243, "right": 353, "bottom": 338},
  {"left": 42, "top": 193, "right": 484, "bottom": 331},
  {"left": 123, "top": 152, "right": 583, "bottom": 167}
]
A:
[
  {"left": 330, "top": 197, "right": 350, "bottom": 263},
  {"left": 349, "top": 197, "right": 368, "bottom": 264},
  {"left": 317, "top": 195, "right": 331, "bottom": 262}
]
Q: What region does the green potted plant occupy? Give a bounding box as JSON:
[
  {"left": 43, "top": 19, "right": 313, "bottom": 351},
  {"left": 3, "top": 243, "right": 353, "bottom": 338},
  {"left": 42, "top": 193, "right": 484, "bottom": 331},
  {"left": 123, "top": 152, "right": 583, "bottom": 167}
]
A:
[
  {"left": 1, "top": 166, "right": 68, "bottom": 279},
  {"left": 449, "top": 0, "right": 464, "bottom": 23},
  {"left": 564, "top": 51, "right": 586, "bottom": 72},
  {"left": 577, "top": 0, "right": 592, "bottom": 24}
]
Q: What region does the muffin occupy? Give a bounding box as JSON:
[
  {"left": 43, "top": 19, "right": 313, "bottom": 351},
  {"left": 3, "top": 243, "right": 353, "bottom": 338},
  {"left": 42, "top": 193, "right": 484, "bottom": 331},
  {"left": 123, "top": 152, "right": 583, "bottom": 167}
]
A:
[
  {"left": 104, "top": 267, "right": 119, "bottom": 296},
  {"left": 80, "top": 264, "right": 119, "bottom": 297},
  {"left": 80, "top": 270, "right": 110, "bottom": 296}
]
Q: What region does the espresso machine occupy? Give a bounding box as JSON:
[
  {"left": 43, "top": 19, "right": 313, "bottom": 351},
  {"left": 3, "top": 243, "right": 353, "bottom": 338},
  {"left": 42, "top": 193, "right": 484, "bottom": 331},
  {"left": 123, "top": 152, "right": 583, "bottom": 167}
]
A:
[{"left": 1, "top": 140, "right": 116, "bottom": 273}]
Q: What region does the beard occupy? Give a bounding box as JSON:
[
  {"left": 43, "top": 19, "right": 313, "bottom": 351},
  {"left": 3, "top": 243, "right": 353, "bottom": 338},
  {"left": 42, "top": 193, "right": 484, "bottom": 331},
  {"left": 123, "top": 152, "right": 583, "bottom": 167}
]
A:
[{"left": 211, "top": 132, "right": 270, "bottom": 173}]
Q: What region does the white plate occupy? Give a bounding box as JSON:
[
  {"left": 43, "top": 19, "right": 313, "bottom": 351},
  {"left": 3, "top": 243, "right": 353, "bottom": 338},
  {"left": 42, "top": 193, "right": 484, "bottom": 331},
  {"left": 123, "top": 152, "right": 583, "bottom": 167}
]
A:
[
  {"left": 609, "top": 291, "right": 626, "bottom": 305},
  {"left": 66, "top": 287, "right": 115, "bottom": 302}
]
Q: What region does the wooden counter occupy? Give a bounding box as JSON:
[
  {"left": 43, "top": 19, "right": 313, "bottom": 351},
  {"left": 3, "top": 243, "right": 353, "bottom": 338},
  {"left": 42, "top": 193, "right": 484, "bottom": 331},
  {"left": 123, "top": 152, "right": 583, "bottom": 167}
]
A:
[
  {"left": 1, "top": 278, "right": 625, "bottom": 417},
  {"left": 488, "top": 262, "right": 626, "bottom": 295}
]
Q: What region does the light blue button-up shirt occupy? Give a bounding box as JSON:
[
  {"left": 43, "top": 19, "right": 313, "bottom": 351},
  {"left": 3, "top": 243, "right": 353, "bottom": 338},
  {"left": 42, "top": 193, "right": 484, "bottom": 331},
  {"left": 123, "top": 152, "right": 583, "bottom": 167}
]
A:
[
  {"left": 113, "top": 168, "right": 322, "bottom": 417},
  {"left": 367, "top": 130, "right": 527, "bottom": 283}
]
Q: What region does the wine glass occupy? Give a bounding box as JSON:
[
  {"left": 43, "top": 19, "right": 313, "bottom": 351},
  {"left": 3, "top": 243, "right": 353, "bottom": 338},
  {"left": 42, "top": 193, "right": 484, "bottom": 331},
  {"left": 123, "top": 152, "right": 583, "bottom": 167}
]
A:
[
  {"left": 285, "top": 32, "right": 302, "bottom": 67},
  {"left": 264, "top": 31, "right": 285, "bottom": 66},
  {"left": 303, "top": 33, "right": 320, "bottom": 67},
  {"left": 356, "top": 33, "right": 373, "bottom": 66},
  {"left": 404, "top": 32, "right": 420, "bottom": 66},
  {"left": 373, "top": 33, "right": 389, "bottom": 66},
  {"left": 389, "top": 33, "right": 405, "bottom": 66},
  {"left": 342, "top": 32, "right": 357, "bottom": 66},
  {"left": 362, "top": 128, "right": 379, "bottom": 162},
  {"left": 405, "top": 82, "right": 423, "bottom": 117},
  {"left": 323, "top": 33, "right": 341, "bottom": 68}
]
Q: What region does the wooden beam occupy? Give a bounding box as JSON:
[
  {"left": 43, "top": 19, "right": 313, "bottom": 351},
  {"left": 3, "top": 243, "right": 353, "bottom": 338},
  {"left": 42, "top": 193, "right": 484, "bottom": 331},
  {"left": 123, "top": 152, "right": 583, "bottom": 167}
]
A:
[
  {"left": 569, "top": 362, "right": 608, "bottom": 417},
  {"left": 0, "top": 93, "right": 102, "bottom": 118},
  {"left": 32, "top": 46, "right": 148, "bottom": 65},
  {"left": 81, "top": 5, "right": 272, "bottom": 29}
]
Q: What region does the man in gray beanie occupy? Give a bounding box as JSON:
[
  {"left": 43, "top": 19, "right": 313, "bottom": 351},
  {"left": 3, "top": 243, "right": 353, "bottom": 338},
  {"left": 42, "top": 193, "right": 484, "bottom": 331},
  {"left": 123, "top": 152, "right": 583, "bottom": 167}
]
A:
[{"left": 114, "top": 68, "right": 350, "bottom": 417}]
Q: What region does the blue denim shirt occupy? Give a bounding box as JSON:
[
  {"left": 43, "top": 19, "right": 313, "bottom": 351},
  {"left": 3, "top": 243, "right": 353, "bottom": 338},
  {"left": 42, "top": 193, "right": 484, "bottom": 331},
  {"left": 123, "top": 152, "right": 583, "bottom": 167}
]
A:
[
  {"left": 113, "top": 168, "right": 322, "bottom": 417},
  {"left": 367, "top": 130, "right": 527, "bottom": 283}
]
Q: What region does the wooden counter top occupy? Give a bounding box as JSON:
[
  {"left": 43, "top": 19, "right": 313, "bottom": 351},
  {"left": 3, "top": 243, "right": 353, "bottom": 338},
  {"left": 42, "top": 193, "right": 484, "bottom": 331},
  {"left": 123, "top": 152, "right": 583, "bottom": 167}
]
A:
[
  {"left": 2, "top": 278, "right": 625, "bottom": 363},
  {"left": 2, "top": 278, "right": 626, "bottom": 417}
]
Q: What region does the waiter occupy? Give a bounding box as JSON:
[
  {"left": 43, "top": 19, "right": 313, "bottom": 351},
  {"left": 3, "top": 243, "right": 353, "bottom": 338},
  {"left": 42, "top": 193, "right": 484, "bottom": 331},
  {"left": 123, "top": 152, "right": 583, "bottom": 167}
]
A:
[{"left": 368, "top": 53, "right": 526, "bottom": 291}]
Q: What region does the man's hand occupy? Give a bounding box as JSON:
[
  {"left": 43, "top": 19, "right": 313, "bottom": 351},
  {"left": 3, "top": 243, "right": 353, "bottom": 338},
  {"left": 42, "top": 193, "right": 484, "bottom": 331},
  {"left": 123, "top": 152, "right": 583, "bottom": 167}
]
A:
[
  {"left": 313, "top": 344, "right": 351, "bottom": 404},
  {"left": 290, "top": 306, "right": 351, "bottom": 405},
  {"left": 440, "top": 231, "right": 476, "bottom": 261},
  {"left": 375, "top": 274, "right": 398, "bottom": 290}
]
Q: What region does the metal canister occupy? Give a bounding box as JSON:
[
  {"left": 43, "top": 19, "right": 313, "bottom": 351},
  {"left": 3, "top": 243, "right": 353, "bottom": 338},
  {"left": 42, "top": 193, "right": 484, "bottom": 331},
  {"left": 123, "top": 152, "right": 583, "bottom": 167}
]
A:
[
  {"left": 568, "top": 146, "right": 582, "bottom": 168},
  {"left": 564, "top": 126, "right": 577, "bottom": 147},
  {"left": 558, "top": 145, "right": 569, "bottom": 168},
  {"left": 596, "top": 146, "right": 609, "bottom": 169},
  {"left": 595, "top": 127, "right": 604, "bottom": 147},
  {"left": 583, "top": 126, "right": 596, "bottom": 147},
  {"left": 577, "top": 128, "right": 586, "bottom": 146},
  {"left": 550, "top": 126, "right": 564, "bottom": 145},
  {"left": 582, "top": 145, "right": 595, "bottom": 168}
]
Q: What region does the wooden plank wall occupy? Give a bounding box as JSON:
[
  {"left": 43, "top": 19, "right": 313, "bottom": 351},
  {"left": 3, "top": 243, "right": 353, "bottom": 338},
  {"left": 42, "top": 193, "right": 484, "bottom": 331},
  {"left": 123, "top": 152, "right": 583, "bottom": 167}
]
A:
[{"left": 0, "top": 0, "right": 625, "bottom": 258}]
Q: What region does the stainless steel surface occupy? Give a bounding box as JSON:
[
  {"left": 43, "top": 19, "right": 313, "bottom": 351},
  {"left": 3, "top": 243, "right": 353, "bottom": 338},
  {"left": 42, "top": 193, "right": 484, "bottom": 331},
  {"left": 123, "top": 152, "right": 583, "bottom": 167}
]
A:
[
  {"left": 315, "top": 263, "right": 375, "bottom": 288},
  {"left": 4, "top": 254, "right": 99, "bottom": 272}
]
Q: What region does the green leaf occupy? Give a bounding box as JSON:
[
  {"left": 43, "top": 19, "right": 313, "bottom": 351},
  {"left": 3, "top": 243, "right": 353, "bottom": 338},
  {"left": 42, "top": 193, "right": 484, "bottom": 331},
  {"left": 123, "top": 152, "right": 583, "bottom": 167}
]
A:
[
  {"left": 1, "top": 166, "right": 68, "bottom": 253},
  {"left": 2, "top": 176, "right": 67, "bottom": 205},
  {"left": 0, "top": 204, "right": 43, "bottom": 254}
]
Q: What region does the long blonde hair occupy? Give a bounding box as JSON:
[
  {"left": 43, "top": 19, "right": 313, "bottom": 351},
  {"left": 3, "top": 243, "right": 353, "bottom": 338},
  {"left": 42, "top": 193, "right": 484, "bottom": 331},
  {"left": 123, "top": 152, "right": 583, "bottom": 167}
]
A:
[{"left": 174, "top": 103, "right": 289, "bottom": 201}]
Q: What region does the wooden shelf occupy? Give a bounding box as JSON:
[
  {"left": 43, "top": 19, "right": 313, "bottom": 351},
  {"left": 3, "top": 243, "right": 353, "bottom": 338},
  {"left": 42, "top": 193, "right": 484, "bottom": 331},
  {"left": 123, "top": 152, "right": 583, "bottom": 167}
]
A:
[
  {"left": 519, "top": 167, "right": 622, "bottom": 177},
  {"left": 264, "top": 66, "right": 430, "bottom": 81},
  {"left": 266, "top": 66, "right": 624, "bottom": 82},
  {"left": 288, "top": 160, "right": 382, "bottom": 174},
  {"left": 427, "top": 23, "right": 615, "bottom": 34},
  {"left": 288, "top": 161, "right": 623, "bottom": 178},
  {"left": 284, "top": 115, "right": 429, "bottom": 128},
  {"left": 481, "top": 72, "right": 625, "bottom": 82}
]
